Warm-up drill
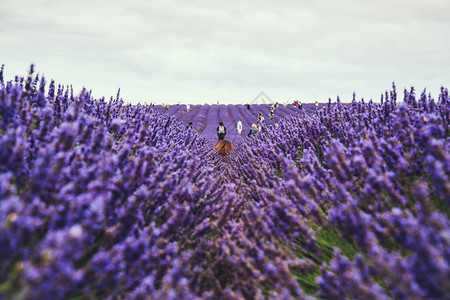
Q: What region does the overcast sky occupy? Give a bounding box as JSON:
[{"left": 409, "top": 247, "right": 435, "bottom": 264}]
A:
[{"left": 1, "top": 0, "right": 449, "bottom": 104}]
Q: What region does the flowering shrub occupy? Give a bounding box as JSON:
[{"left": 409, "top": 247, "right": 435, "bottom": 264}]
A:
[{"left": 0, "top": 65, "right": 449, "bottom": 299}]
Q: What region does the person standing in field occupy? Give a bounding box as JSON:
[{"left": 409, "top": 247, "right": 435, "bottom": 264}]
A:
[
  {"left": 214, "top": 139, "right": 235, "bottom": 156},
  {"left": 248, "top": 124, "right": 259, "bottom": 137},
  {"left": 217, "top": 122, "right": 227, "bottom": 141},
  {"left": 257, "top": 112, "right": 264, "bottom": 125},
  {"left": 237, "top": 119, "right": 243, "bottom": 135},
  {"left": 269, "top": 106, "right": 275, "bottom": 120}
]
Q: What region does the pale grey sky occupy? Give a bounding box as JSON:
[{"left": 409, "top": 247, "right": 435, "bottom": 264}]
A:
[{"left": 1, "top": 0, "right": 449, "bottom": 104}]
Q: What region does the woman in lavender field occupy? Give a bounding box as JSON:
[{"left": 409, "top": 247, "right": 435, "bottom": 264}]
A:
[
  {"left": 237, "top": 119, "right": 242, "bottom": 135},
  {"left": 217, "top": 121, "right": 226, "bottom": 141},
  {"left": 213, "top": 139, "right": 235, "bottom": 156},
  {"left": 248, "top": 124, "right": 259, "bottom": 137},
  {"left": 257, "top": 112, "right": 264, "bottom": 124}
]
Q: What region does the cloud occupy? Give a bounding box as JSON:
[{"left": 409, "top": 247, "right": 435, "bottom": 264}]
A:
[{"left": 1, "top": 0, "right": 449, "bottom": 104}]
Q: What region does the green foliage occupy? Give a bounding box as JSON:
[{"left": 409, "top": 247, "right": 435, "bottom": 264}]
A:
[{"left": 294, "top": 224, "right": 359, "bottom": 295}]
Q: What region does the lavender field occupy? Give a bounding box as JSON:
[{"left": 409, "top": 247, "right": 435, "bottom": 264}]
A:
[
  {"left": 158, "top": 103, "right": 317, "bottom": 143},
  {"left": 1, "top": 66, "right": 449, "bottom": 299}
]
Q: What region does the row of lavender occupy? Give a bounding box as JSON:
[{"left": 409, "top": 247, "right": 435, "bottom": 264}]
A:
[
  {"left": 0, "top": 66, "right": 319, "bottom": 299},
  {"left": 227, "top": 84, "right": 449, "bottom": 298},
  {"left": 1, "top": 65, "right": 449, "bottom": 299},
  {"left": 0, "top": 66, "right": 225, "bottom": 298}
]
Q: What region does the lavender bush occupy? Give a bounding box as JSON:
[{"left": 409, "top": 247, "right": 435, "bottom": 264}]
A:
[{"left": 0, "top": 65, "right": 449, "bottom": 299}]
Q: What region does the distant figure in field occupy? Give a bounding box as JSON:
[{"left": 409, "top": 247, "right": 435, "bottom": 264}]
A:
[
  {"left": 248, "top": 124, "right": 259, "bottom": 137},
  {"left": 214, "top": 139, "right": 235, "bottom": 156},
  {"left": 217, "top": 122, "right": 227, "bottom": 141},
  {"left": 247, "top": 103, "right": 250, "bottom": 110},
  {"left": 269, "top": 106, "right": 275, "bottom": 120},
  {"left": 186, "top": 121, "right": 193, "bottom": 130},
  {"left": 237, "top": 119, "right": 243, "bottom": 135},
  {"left": 257, "top": 112, "right": 264, "bottom": 125},
  {"left": 187, "top": 104, "right": 190, "bottom": 112},
  {"left": 315, "top": 101, "right": 319, "bottom": 108}
]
